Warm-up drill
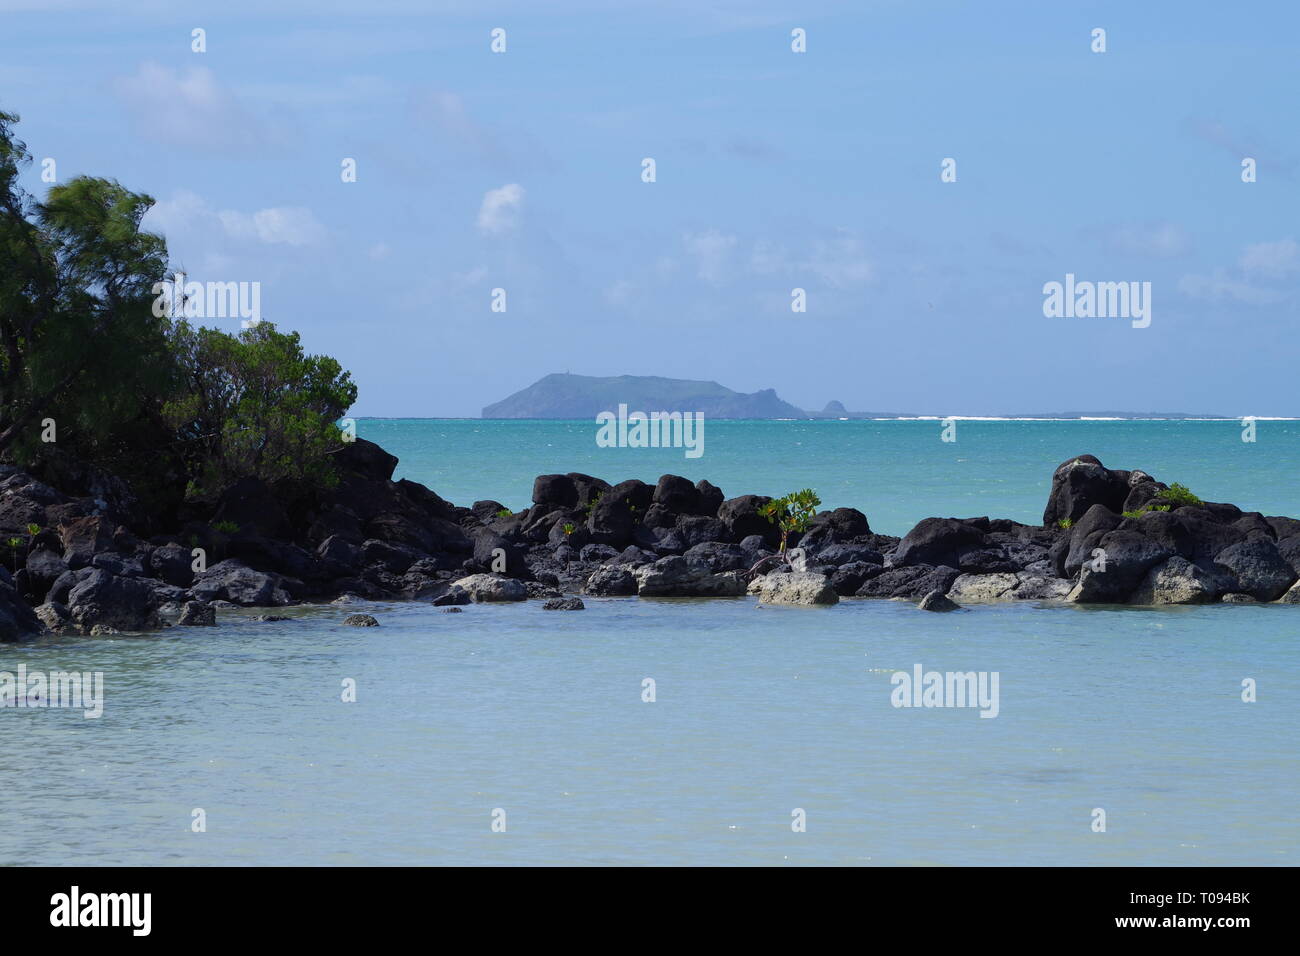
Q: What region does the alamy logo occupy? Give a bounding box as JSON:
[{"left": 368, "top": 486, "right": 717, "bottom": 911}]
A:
[
  {"left": 152, "top": 272, "right": 261, "bottom": 325},
  {"left": 1, "top": 665, "right": 103, "bottom": 718},
  {"left": 596, "top": 404, "right": 704, "bottom": 459},
  {"left": 890, "top": 663, "right": 1000, "bottom": 718},
  {"left": 50, "top": 886, "right": 151, "bottom": 936},
  {"left": 1042, "top": 273, "right": 1151, "bottom": 328}
]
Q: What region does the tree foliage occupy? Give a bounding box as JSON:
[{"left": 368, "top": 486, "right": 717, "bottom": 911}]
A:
[
  {"left": 164, "top": 320, "right": 356, "bottom": 497},
  {"left": 0, "top": 110, "right": 174, "bottom": 462},
  {"left": 0, "top": 109, "right": 358, "bottom": 514}
]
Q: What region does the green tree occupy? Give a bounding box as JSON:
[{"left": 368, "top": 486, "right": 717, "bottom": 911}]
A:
[
  {"left": 163, "top": 320, "right": 357, "bottom": 498},
  {"left": 0, "top": 110, "right": 173, "bottom": 462},
  {"left": 2, "top": 108, "right": 359, "bottom": 517}
]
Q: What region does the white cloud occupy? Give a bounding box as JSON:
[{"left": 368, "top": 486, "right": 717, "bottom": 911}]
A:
[
  {"left": 805, "top": 237, "right": 874, "bottom": 287},
  {"left": 143, "top": 190, "right": 211, "bottom": 236},
  {"left": 1179, "top": 237, "right": 1300, "bottom": 305},
  {"left": 605, "top": 279, "right": 636, "bottom": 306},
  {"left": 683, "top": 229, "right": 737, "bottom": 283},
  {"left": 477, "top": 183, "right": 525, "bottom": 235},
  {"left": 750, "top": 235, "right": 873, "bottom": 288},
  {"left": 145, "top": 190, "right": 325, "bottom": 247},
  {"left": 1240, "top": 238, "right": 1300, "bottom": 278},
  {"left": 218, "top": 206, "right": 326, "bottom": 246},
  {"left": 113, "top": 62, "right": 267, "bottom": 150},
  {"left": 1177, "top": 270, "right": 1282, "bottom": 306},
  {"left": 1110, "top": 222, "right": 1190, "bottom": 258}
]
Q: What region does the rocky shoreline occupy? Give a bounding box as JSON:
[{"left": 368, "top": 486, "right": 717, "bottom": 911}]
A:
[{"left": 3, "top": 444, "right": 1299, "bottom": 640}]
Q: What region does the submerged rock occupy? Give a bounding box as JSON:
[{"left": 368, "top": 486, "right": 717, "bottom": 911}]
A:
[
  {"left": 431, "top": 585, "right": 470, "bottom": 606},
  {"left": 33, "top": 601, "right": 73, "bottom": 635},
  {"left": 177, "top": 601, "right": 216, "bottom": 626},
  {"left": 542, "top": 597, "right": 585, "bottom": 610},
  {"left": 918, "top": 589, "right": 960, "bottom": 612}
]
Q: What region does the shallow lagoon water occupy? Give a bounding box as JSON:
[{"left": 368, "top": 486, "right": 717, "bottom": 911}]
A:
[
  {"left": 2, "top": 596, "right": 1295, "bottom": 866},
  {"left": 2, "top": 419, "right": 1297, "bottom": 865}
]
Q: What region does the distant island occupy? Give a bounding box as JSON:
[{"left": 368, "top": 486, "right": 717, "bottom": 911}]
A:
[
  {"left": 482, "top": 373, "right": 804, "bottom": 419},
  {"left": 481, "top": 374, "right": 1233, "bottom": 420}
]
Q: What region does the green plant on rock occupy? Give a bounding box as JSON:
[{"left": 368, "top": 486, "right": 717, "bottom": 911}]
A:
[
  {"left": 758, "top": 488, "right": 821, "bottom": 555},
  {"left": 1057, "top": 517, "right": 1073, "bottom": 529},
  {"left": 495, "top": 508, "right": 512, "bottom": 519},
  {"left": 1156, "top": 482, "right": 1202, "bottom": 507},
  {"left": 7, "top": 537, "right": 21, "bottom": 573},
  {"left": 212, "top": 520, "right": 240, "bottom": 535},
  {"left": 562, "top": 522, "right": 576, "bottom": 536}
]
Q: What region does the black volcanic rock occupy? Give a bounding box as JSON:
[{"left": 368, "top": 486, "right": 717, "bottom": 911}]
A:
[
  {"left": 1042, "top": 455, "right": 1131, "bottom": 526},
  {"left": 893, "top": 517, "right": 986, "bottom": 567},
  {"left": 652, "top": 474, "right": 700, "bottom": 514},
  {"left": 334, "top": 438, "right": 398, "bottom": 482},
  {"left": 1068, "top": 530, "right": 1173, "bottom": 603},
  {"left": 533, "top": 474, "right": 578, "bottom": 510},
  {"left": 856, "top": 564, "right": 960, "bottom": 599},
  {"left": 1213, "top": 539, "right": 1295, "bottom": 600},
  {"left": 6, "top": 436, "right": 1300, "bottom": 636},
  {"left": 717, "top": 495, "right": 776, "bottom": 545},
  {"left": 0, "top": 572, "right": 42, "bottom": 642}
]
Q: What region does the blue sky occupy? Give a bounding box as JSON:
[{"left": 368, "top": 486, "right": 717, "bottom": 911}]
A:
[{"left": 4, "top": 0, "right": 1299, "bottom": 416}]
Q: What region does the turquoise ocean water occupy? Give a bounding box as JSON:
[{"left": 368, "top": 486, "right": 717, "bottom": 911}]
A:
[{"left": 1, "top": 419, "right": 1296, "bottom": 865}]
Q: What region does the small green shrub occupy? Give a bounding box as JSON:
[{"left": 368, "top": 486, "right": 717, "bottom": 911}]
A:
[
  {"left": 758, "top": 489, "right": 821, "bottom": 554},
  {"left": 1057, "top": 518, "right": 1073, "bottom": 529},
  {"left": 212, "top": 520, "right": 240, "bottom": 535},
  {"left": 1122, "top": 502, "right": 1173, "bottom": 520},
  {"left": 1156, "top": 482, "right": 1202, "bottom": 507}
]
